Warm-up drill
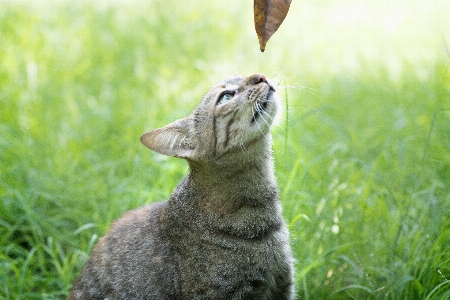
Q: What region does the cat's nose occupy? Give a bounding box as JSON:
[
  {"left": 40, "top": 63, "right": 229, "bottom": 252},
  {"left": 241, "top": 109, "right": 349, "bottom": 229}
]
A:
[
  {"left": 256, "top": 74, "right": 267, "bottom": 84},
  {"left": 247, "top": 74, "right": 268, "bottom": 85}
]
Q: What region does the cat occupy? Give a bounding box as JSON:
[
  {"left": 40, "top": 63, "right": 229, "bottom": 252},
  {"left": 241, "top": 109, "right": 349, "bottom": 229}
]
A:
[{"left": 68, "top": 73, "right": 295, "bottom": 299}]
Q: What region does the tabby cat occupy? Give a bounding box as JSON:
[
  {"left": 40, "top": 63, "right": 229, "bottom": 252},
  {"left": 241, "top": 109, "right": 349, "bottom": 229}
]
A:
[{"left": 68, "top": 73, "right": 295, "bottom": 299}]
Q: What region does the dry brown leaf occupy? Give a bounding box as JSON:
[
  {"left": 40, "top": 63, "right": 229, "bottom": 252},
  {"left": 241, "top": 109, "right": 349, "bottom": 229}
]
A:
[{"left": 254, "top": 0, "right": 292, "bottom": 52}]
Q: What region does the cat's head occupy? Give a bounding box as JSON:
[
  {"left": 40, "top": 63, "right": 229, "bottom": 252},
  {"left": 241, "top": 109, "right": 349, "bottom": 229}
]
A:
[{"left": 141, "top": 74, "right": 278, "bottom": 166}]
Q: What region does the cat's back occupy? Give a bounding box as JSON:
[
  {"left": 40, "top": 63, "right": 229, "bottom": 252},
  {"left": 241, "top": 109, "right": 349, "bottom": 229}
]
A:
[{"left": 68, "top": 201, "right": 179, "bottom": 299}]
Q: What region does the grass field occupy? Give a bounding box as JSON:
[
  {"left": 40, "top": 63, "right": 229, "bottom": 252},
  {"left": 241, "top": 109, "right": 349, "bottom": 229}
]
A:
[{"left": 1, "top": 0, "right": 449, "bottom": 299}]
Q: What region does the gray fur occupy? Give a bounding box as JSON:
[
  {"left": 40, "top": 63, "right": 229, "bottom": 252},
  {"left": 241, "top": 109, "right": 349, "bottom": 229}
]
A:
[{"left": 68, "top": 74, "right": 295, "bottom": 299}]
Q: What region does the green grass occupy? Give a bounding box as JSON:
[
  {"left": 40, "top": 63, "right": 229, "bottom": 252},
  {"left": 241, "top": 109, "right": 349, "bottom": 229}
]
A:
[{"left": 1, "top": 0, "right": 449, "bottom": 299}]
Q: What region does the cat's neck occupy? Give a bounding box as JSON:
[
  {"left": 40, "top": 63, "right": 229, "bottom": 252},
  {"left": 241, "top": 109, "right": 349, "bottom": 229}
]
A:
[
  {"left": 188, "top": 139, "right": 278, "bottom": 213},
  {"left": 164, "top": 138, "right": 282, "bottom": 239}
]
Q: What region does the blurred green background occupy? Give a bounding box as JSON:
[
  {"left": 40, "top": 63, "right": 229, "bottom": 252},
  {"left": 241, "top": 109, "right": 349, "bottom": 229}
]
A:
[{"left": 1, "top": 0, "right": 449, "bottom": 299}]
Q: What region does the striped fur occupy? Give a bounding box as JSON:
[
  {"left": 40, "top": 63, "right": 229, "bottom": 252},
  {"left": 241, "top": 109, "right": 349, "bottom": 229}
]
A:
[{"left": 68, "top": 74, "right": 295, "bottom": 299}]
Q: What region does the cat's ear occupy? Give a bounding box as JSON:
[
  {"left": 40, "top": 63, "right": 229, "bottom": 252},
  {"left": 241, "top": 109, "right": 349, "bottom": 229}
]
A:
[{"left": 140, "top": 118, "right": 195, "bottom": 158}]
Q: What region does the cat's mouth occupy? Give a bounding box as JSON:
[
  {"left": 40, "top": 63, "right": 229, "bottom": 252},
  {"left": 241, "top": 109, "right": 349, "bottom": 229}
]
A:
[
  {"left": 251, "top": 100, "right": 268, "bottom": 123},
  {"left": 251, "top": 88, "right": 274, "bottom": 123}
]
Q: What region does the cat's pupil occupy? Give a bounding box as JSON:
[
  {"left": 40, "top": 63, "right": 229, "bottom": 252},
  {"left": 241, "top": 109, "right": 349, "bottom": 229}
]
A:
[{"left": 218, "top": 93, "right": 234, "bottom": 105}]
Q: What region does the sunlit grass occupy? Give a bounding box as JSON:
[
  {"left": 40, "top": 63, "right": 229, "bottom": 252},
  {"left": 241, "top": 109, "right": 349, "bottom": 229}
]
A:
[
  {"left": 1, "top": 0, "right": 449, "bottom": 299},
  {"left": 273, "top": 61, "right": 450, "bottom": 298}
]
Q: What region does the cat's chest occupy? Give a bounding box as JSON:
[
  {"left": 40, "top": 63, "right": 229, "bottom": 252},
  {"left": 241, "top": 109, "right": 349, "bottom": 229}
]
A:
[{"left": 175, "top": 230, "right": 290, "bottom": 298}]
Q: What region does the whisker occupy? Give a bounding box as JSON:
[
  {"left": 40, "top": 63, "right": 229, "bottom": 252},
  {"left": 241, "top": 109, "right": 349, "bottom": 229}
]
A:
[
  {"left": 251, "top": 103, "right": 258, "bottom": 123},
  {"left": 261, "top": 108, "right": 275, "bottom": 122},
  {"left": 256, "top": 104, "right": 270, "bottom": 126},
  {"left": 277, "top": 85, "right": 327, "bottom": 103},
  {"left": 254, "top": 100, "right": 284, "bottom": 140},
  {"left": 273, "top": 74, "right": 300, "bottom": 87},
  {"left": 252, "top": 102, "right": 270, "bottom": 143},
  {"left": 256, "top": 103, "right": 273, "bottom": 126},
  {"left": 278, "top": 85, "right": 329, "bottom": 94}
]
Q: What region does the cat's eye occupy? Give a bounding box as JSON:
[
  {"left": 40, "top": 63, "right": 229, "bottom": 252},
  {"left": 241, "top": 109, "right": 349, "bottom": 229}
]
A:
[{"left": 217, "top": 93, "right": 234, "bottom": 105}]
